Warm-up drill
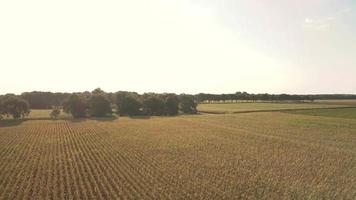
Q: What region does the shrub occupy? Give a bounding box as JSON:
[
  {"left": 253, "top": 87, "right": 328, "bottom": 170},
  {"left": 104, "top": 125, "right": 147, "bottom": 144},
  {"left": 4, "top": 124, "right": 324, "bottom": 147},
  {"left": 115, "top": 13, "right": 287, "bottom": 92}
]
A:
[{"left": 50, "top": 107, "right": 61, "bottom": 119}]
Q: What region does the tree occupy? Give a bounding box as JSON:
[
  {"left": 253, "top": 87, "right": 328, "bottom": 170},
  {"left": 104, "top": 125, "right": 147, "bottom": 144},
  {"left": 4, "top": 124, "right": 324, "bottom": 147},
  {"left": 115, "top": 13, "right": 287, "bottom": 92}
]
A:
[
  {"left": 0, "top": 96, "right": 30, "bottom": 119},
  {"left": 21, "top": 91, "right": 71, "bottom": 109},
  {"left": 21, "top": 91, "right": 53, "bottom": 109},
  {"left": 142, "top": 95, "right": 165, "bottom": 116},
  {"left": 92, "top": 88, "right": 106, "bottom": 96},
  {"left": 50, "top": 107, "right": 61, "bottom": 119},
  {"left": 88, "top": 91, "right": 112, "bottom": 117},
  {"left": 116, "top": 92, "right": 142, "bottom": 116},
  {"left": 0, "top": 98, "right": 3, "bottom": 120},
  {"left": 63, "top": 94, "right": 88, "bottom": 118},
  {"left": 179, "top": 95, "right": 197, "bottom": 114},
  {"left": 165, "top": 94, "right": 179, "bottom": 116}
]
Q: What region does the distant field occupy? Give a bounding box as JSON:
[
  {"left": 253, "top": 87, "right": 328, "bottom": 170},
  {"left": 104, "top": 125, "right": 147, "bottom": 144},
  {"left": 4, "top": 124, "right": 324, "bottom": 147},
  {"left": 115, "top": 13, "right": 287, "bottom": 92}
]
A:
[
  {"left": 27, "top": 109, "right": 70, "bottom": 119},
  {"left": 0, "top": 113, "right": 355, "bottom": 199},
  {"left": 314, "top": 99, "right": 356, "bottom": 105},
  {"left": 197, "top": 102, "right": 351, "bottom": 114},
  {"left": 286, "top": 107, "right": 356, "bottom": 120},
  {"left": 1, "top": 109, "right": 70, "bottom": 120}
]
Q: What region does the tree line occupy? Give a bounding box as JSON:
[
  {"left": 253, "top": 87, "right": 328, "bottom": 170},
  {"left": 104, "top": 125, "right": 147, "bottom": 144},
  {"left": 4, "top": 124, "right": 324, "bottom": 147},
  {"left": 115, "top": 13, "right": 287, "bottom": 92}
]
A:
[
  {"left": 195, "top": 92, "right": 356, "bottom": 103},
  {"left": 0, "top": 89, "right": 197, "bottom": 119},
  {"left": 2, "top": 90, "right": 356, "bottom": 120}
]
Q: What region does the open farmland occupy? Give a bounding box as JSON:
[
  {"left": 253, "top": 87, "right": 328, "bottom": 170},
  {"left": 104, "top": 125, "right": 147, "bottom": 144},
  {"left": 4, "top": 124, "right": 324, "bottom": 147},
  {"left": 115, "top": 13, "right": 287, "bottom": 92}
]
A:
[
  {"left": 1, "top": 110, "right": 70, "bottom": 120},
  {"left": 314, "top": 99, "right": 356, "bottom": 106},
  {"left": 0, "top": 113, "right": 356, "bottom": 199},
  {"left": 27, "top": 109, "right": 71, "bottom": 119},
  {"left": 197, "top": 102, "right": 352, "bottom": 114},
  {"left": 286, "top": 107, "right": 356, "bottom": 120}
]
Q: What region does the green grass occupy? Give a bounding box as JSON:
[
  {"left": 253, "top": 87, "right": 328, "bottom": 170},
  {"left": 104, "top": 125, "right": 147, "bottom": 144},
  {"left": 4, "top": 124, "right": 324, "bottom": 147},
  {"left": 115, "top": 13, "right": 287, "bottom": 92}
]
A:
[
  {"left": 27, "top": 109, "right": 70, "bottom": 119},
  {"left": 198, "top": 102, "right": 350, "bottom": 114},
  {"left": 286, "top": 107, "right": 356, "bottom": 120}
]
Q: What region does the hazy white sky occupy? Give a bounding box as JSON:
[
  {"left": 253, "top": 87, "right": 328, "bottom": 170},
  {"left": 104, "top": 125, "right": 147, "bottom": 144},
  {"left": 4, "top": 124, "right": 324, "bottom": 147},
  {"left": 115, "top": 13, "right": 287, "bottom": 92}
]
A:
[{"left": 1, "top": 0, "right": 355, "bottom": 94}]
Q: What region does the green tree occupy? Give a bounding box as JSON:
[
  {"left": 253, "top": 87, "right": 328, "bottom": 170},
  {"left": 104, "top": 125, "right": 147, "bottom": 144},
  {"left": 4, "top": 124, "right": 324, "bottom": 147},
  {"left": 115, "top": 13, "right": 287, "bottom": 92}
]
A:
[
  {"left": 142, "top": 95, "right": 165, "bottom": 116},
  {"left": 0, "top": 98, "right": 3, "bottom": 120},
  {"left": 63, "top": 94, "right": 88, "bottom": 118},
  {"left": 179, "top": 95, "right": 197, "bottom": 114},
  {"left": 91, "top": 88, "right": 106, "bottom": 96},
  {"left": 0, "top": 96, "right": 30, "bottom": 119},
  {"left": 116, "top": 92, "right": 142, "bottom": 116},
  {"left": 89, "top": 92, "right": 112, "bottom": 117},
  {"left": 165, "top": 94, "right": 179, "bottom": 116}
]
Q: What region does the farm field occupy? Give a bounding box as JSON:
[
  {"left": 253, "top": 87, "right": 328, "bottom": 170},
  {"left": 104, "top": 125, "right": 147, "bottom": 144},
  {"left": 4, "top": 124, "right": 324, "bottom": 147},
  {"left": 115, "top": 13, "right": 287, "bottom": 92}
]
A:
[
  {"left": 314, "top": 99, "right": 356, "bottom": 105},
  {"left": 197, "top": 102, "right": 352, "bottom": 114},
  {"left": 0, "top": 113, "right": 355, "bottom": 199},
  {"left": 1, "top": 110, "right": 70, "bottom": 120},
  {"left": 286, "top": 107, "right": 356, "bottom": 120},
  {"left": 27, "top": 109, "right": 71, "bottom": 119}
]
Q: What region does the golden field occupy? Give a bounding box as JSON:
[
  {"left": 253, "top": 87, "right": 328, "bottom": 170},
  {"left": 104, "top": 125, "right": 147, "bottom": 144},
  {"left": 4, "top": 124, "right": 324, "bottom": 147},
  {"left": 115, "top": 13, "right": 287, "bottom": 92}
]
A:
[
  {"left": 197, "top": 102, "right": 353, "bottom": 114},
  {"left": 0, "top": 111, "right": 355, "bottom": 199}
]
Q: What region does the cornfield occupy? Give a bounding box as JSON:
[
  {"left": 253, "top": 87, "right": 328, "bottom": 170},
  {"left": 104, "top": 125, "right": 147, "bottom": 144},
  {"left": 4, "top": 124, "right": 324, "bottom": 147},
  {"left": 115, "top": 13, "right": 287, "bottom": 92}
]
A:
[{"left": 0, "top": 112, "right": 355, "bottom": 199}]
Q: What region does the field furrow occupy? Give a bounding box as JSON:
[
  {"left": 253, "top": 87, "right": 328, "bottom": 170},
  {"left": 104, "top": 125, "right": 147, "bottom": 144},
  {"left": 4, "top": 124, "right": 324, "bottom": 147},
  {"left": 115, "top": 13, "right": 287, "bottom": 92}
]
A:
[{"left": 0, "top": 112, "right": 355, "bottom": 199}]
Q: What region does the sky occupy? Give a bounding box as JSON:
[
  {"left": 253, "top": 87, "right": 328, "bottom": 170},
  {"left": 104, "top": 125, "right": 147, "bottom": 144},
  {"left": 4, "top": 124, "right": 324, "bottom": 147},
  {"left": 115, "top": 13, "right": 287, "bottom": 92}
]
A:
[{"left": 0, "top": 0, "right": 355, "bottom": 95}]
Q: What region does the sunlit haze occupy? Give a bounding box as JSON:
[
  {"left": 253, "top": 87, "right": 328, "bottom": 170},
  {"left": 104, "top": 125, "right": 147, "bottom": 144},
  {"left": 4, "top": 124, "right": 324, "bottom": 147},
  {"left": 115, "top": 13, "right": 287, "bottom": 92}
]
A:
[{"left": 1, "top": 0, "right": 355, "bottom": 94}]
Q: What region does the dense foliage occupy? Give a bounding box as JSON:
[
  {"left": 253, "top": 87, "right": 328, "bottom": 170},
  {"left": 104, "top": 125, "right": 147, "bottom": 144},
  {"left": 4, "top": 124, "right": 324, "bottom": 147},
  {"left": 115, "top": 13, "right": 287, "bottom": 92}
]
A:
[
  {"left": 46, "top": 90, "right": 187, "bottom": 118},
  {"left": 0, "top": 95, "right": 30, "bottom": 119},
  {"left": 179, "top": 95, "right": 198, "bottom": 114},
  {"left": 115, "top": 92, "right": 192, "bottom": 116},
  {"left": 195, "top": 92, "right": 356, "bottom": 103},
  {"left": 164, "top": 94, "right": 179, "bottom": 116},
  {"left": 142, "top": 94, "right": 166, "bottom": 116},
  {"left": 116, "top": 92, "right": 143, "bottom": 116},
  {"left": 21, "top": 92, "right": 70, "bottom": 109},
  {"left": 88, "top": 95, "right": 112, "bottom": 117},
  {"left": 15, "top": 91, "right": 356, "bottom": 110},
  {"left": 87, "top": 88, "right": 112, "bottom": 118},
  {"left": 2, "top": 89, "right": 356, "bottom": 120},
  {"left": 63, "top": 94, "right": 89, "bottom": 118}
]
